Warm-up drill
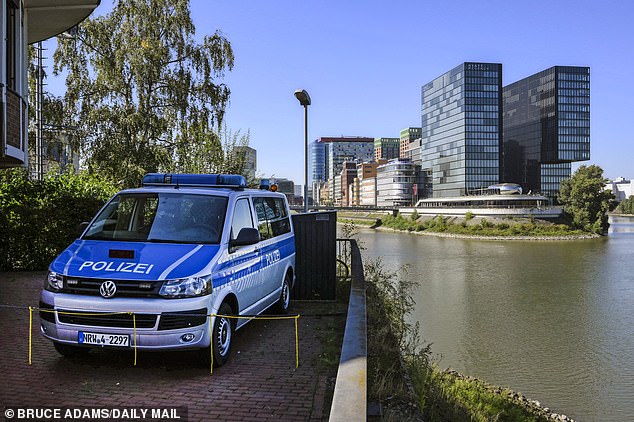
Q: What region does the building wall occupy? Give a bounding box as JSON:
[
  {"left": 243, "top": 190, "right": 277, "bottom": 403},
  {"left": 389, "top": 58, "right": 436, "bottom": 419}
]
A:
[
  {"left": 399, "top": 127, "right": 422, "bottom": 162},
  {"left": 503, "top": 66, "right": 590, "bottom": 196},
  {"left": 374, "top": 137, "right": 400, "bottom": 161},
  {"left": 1, "top": 0, "right": 28, "bottom": 169},
  {"left": 421, "top": 62, "right": 503, "bottom": 198},
  {"left": 376, "top": 159, "right": 419, "bottom": 207},
  {"left": 606, "top": 178, "right": 634, "bottom": 202},
  {"left": 360, "top": 177, "right": 377, "bottom": 206}
]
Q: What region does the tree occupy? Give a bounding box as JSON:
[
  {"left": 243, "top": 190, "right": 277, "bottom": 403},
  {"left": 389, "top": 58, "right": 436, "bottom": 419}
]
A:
[
  {"left": 53, "top": 0, "right": 234, "bottom": 187},
  {"left": 558, "top": 165, "right": 615, "bottom": 234},
  {"left": 615, "top": 195, "right": 634, "bottom": 215}
]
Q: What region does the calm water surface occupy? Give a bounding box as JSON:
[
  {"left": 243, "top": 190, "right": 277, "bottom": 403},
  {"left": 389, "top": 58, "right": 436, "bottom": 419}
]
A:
[{"left": 354, "top": 216, "right": 634, "bottom": 421}]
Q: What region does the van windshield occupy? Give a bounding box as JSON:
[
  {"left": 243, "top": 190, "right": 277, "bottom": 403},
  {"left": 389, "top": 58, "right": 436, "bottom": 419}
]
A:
[{"left": 83, "top": 193, "right": 227, "bottom": 244}]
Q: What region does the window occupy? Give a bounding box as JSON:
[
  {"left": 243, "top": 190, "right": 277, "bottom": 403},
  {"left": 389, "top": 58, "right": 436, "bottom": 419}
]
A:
[
  {"left": 231, "top": 198, "right": 254, "bottom": 240},
  {"left": 253, "top": 197, "right": 290, "bottom": 240},
  {"left": 6, "top": 0, "right": 17, "bottom": 90},
  {"left": 84, "top": 193, "right": 227, "bottom": 244}
]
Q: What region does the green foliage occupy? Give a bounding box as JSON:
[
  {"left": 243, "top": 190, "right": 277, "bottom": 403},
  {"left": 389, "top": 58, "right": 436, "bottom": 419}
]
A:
[
  {"left": 615, "top": 195, "right": 634, "bottom": 214},
  {"left": 410, "top": 209, "right": 419, "bottom": 221},
  {"left": 558, "top": 165, "right": 615, "bottom": 234},
  {"left": 0, "top": 168, "right": 117, "bottom": 271},
  {"left": 379, "top": 213, "right": 585, "bottom": 237},
  {"left": 465, "top": 211, "right": 474, "bottom": 221},
  {"left": 53, "top": 0, "right": 236, "bottom": 187}
]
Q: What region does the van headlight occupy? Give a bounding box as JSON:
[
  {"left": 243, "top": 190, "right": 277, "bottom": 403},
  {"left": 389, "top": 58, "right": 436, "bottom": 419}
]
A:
[
  {"left": 159, "top": 275, "right": 212, "bottom": 298},
  {"left": 45, "top": 271, "right": 64, "bottom": 292}
]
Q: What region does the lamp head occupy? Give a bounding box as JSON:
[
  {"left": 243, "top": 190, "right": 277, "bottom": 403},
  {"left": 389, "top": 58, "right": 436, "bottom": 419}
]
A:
[{"left": 294, "top": 89, "right": 311, "bottom": 106}]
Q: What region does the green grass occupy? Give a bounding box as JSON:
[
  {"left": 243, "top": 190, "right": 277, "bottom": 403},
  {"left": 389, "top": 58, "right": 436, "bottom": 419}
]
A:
[{"left": 378, "top": 214, "right": 587, "bottom": 237}]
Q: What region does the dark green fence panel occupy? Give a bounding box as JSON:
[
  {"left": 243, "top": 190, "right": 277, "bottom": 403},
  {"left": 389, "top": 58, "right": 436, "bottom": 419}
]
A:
[{"left": 291, "top": 211, "right": 337, "bottom": 300}]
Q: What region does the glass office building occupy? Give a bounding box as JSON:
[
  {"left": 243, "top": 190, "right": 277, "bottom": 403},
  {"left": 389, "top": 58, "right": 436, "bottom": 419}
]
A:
[
  {"left": 308, "top": 139, "right": 326, "bottom": 205},
  {"left": 421, "top": 62, "right": 503, "bottom": 197},
  {"left": 503, "top": 66, "right": 590, "bottom": 196}
]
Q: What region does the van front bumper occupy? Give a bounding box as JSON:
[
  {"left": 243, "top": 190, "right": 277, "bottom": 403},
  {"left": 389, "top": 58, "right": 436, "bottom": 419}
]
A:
[{"left": 39, "top": 290, "right": 214, "bottom": 350}]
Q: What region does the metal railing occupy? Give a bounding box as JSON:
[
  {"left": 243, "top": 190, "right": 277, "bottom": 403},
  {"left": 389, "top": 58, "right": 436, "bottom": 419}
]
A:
[{"left": 336, "top": 238, "right": 352, "bottom": 279}]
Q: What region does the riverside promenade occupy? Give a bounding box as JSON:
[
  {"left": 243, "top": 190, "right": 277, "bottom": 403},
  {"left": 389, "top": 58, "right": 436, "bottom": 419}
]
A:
[{"left": 0, "top": 272, "right": 345, "bottom": 421}]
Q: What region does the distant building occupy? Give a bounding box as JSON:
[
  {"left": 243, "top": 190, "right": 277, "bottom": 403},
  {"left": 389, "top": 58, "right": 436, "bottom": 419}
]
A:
[
  {"left": 605, "top": 177, "right": 634, "bottom": 202},
  {"left": 309, "top": 137, "right": 374, "bottom": 203},
  {"left": 399, "top": 127, "right": 422, "bottom": 163},
  {"left": 235, "top": 146, "right": 257, "bottom": 181},
  {"left": 376, "top": 159, "right": 422, "bottom": 207},
  {"left": 421, "top": 62, "right": 503, "bottom": 198},
  {"left": 374, "top": 137, "right": 400, "bottom": 161},
  {"left": 308, "top": 139, "right": 326, "bottom": 205},
  {"left": 354, "top": 161, "right": 384, "bottom": 207},
  {"left": 503, "top": 66, "right": 590, "bottom": 196},
  {"left": 1, "top": 1, "right": 100, "bottom": 169},
  {"left": 339, "top": 162, "right": 358, "bottom": 207}
]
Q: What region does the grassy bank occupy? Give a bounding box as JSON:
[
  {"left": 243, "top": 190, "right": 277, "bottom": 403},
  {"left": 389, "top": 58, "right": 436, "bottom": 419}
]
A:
[
  {"left": 363, "top": 254, "right": 570, "bottom": 421},
  {"left": 340, "top": 211, "right": 593, "bottom": 238}
]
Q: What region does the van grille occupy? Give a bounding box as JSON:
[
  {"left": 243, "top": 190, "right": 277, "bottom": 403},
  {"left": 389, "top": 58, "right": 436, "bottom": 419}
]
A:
[
  {"left": 57, "top": 310, "right": 157, "bottom": 328},
  {"left": 63, "top": 277, "right": 161, "bottom": 298}
]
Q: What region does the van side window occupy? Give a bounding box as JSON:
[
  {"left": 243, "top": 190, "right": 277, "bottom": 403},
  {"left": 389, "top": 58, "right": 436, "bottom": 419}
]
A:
[
  {"left": 231, "top": 198, "right": 254, "bottom": 240},
  {"left": 253, "top": 197, "right": 290, "bottom": 240}
]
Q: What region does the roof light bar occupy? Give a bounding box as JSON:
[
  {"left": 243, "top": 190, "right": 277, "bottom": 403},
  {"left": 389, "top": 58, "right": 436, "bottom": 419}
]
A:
[{"left": 142, "top": 173, "right": 247, "bottom": 189}]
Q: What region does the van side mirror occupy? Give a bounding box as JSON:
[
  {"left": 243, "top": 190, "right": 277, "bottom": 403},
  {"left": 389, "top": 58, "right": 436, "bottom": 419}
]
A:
[
  {"left": 77, "top": 222, "right": 90, "bottom": 236},
  {"left": 230, "top": 227, "right": 260, "bottom": 247}
]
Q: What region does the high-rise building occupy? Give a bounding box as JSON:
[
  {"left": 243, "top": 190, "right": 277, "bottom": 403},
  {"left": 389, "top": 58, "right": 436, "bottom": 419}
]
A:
[
  {"left": 502, "top": 66, "right": 590, "bottom": 196},
  {"left": 399, "top": 127, "right": 422, "bottom": 162},
  {"left": 309, "top": 137, "right": 374, "bottom": 205},
  {"left": 374, "top": 138, "right": 400, "bottom": 161},
  {"left": 235, "top": 146, "right": 257, "bottom": 181},
  {"left": 308, "top": 139, "right": 326, "bottom": 205},
  {"left": 421, "top": 62, "right": 503, "bottom": 197}
]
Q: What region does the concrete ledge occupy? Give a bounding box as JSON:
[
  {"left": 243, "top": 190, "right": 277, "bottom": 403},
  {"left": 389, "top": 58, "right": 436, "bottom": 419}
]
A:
[{"left": 329, "top": 239, "right": 367, "bottom": 422}]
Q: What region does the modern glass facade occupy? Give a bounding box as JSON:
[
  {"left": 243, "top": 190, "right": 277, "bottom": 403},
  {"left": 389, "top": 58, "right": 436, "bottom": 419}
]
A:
[
  {"left": 308, "top": 139, "right": 326, "bottom": 204},
  {"left": 503, "top": 66, "right": 590, "bottom": 196},
  {"left": 421, "top": 62, "right": 503, "bottom": 197},
  {"left": 376, "top": 159, "right": 423, "bottom": 207}
]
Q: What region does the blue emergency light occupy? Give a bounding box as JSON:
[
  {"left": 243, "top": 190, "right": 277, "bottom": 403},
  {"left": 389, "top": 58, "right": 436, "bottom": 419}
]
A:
[{"left": 142, "top": 173, "right": 247, "bottom": 189}]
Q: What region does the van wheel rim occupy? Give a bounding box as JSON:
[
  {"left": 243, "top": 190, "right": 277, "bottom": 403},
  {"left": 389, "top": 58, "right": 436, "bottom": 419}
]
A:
[
  {"left": 217, "top": 318, "right": 231, "bottom": 356},
  {"left": 282, "top": 282, "right": 290, "bottom": 309}
]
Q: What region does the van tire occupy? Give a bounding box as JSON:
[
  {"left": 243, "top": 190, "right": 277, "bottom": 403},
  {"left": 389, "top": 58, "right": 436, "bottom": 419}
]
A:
[
  {"left": 53, "top": 342, "right": 90, "bottom": 357},
  {"left": 274, "top": 273, "right": 292, "bottom": 314},
  {"left": 209, "top": 303, "right": 234, "bottom": 367}
]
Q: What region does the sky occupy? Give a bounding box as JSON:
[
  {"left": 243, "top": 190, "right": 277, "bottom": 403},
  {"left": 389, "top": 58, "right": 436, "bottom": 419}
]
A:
[{"left": 45, "top": 0, "right": 634, "bottom": 186}]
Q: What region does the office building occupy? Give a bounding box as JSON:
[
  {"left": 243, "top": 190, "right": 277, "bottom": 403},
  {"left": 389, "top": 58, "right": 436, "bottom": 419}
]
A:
[
  {"left": 234, "top": 146, "right": 257, "bottom": 181},
  {"left": 503, "top": 66, "right": 590, "bottom": 196},
  {"left": 374, "top": 137, "right": 400, "bottom": 161},
  {"left": 308, "top": 140, "right": 326, "bottom": 205},
  {"left": 605, "top": 177, "right": 633, "bottom": 202},
  {"left": 421, "top": 62, "right": 503, "bottom": 197},
  {"left": 376, "top": 159, "right": 423, "bottom": 207},
  {"left": 400, "top": 127, "right": 422, "bottom": 162}
]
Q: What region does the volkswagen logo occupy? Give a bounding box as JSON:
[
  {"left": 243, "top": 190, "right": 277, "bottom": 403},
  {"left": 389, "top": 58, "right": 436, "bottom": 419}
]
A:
[{"left": 99, "top": 280, "right": 117, "bottom": 298}]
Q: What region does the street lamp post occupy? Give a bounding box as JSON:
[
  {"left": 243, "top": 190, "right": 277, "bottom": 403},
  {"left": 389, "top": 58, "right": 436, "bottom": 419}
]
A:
[{"left": 294, "top": 89, "right": 311, "bottom": 213}]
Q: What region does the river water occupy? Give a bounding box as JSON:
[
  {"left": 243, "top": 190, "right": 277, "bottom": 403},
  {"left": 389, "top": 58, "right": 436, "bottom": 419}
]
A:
[{"left": 354, "top": 215, "right": 634, "bottom": 421}]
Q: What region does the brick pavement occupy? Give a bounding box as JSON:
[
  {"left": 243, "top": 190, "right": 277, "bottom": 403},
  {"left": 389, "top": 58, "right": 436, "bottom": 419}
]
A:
[{"left": 0, "top": 272, "right": 345, "bottom": 422}]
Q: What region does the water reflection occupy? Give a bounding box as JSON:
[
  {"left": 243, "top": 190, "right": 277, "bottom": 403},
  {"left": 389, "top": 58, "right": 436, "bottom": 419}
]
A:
[{"left": 352, "top": 215, "right": 634, "bottom": 421}]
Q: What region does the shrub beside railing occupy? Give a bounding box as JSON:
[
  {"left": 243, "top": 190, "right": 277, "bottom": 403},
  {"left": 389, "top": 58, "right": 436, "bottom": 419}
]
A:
[{"left": 0, "top": 168, "right": 117, "bottom": 271}]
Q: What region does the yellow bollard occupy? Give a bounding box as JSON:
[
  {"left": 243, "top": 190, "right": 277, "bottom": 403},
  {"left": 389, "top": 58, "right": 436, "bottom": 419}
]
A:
[{"left": 28, "top": 307, "right": 33, "bottom": 365}]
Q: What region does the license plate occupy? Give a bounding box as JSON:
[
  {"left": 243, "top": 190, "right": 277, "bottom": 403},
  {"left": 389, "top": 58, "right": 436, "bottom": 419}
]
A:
[{"left": 78, "top": 331, "right": 130, "bottom": 347}]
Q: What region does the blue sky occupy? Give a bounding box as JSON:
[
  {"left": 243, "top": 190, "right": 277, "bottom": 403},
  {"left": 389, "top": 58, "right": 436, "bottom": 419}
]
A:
[{"left": 46, "top": 0, "right": 634, "bottom": 186}]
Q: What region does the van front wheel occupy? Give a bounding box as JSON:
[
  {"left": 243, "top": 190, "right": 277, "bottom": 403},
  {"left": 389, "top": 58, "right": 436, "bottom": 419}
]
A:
[
  {"left": 211, "top": 303, "right": 233, "bottom": 367},
  {"left": 274, "top": 273, "right": 292, "bottom": 314}
]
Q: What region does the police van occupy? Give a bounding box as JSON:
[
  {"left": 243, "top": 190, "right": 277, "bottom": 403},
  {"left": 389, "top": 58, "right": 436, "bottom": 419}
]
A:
[{"left": 40, "top": 173, "right": 295, "bottom": 366}]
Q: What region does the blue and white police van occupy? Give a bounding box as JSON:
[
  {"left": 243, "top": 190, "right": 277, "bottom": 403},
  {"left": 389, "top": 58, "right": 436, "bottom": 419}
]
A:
[{"left": 40, "top": 173, "right": 295, "bottom": 366}]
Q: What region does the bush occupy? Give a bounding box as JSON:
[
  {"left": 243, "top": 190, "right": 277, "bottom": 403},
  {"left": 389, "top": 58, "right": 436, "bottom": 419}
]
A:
[{"left": 0, "top": 168, "right": 118, "bottom": 271}]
